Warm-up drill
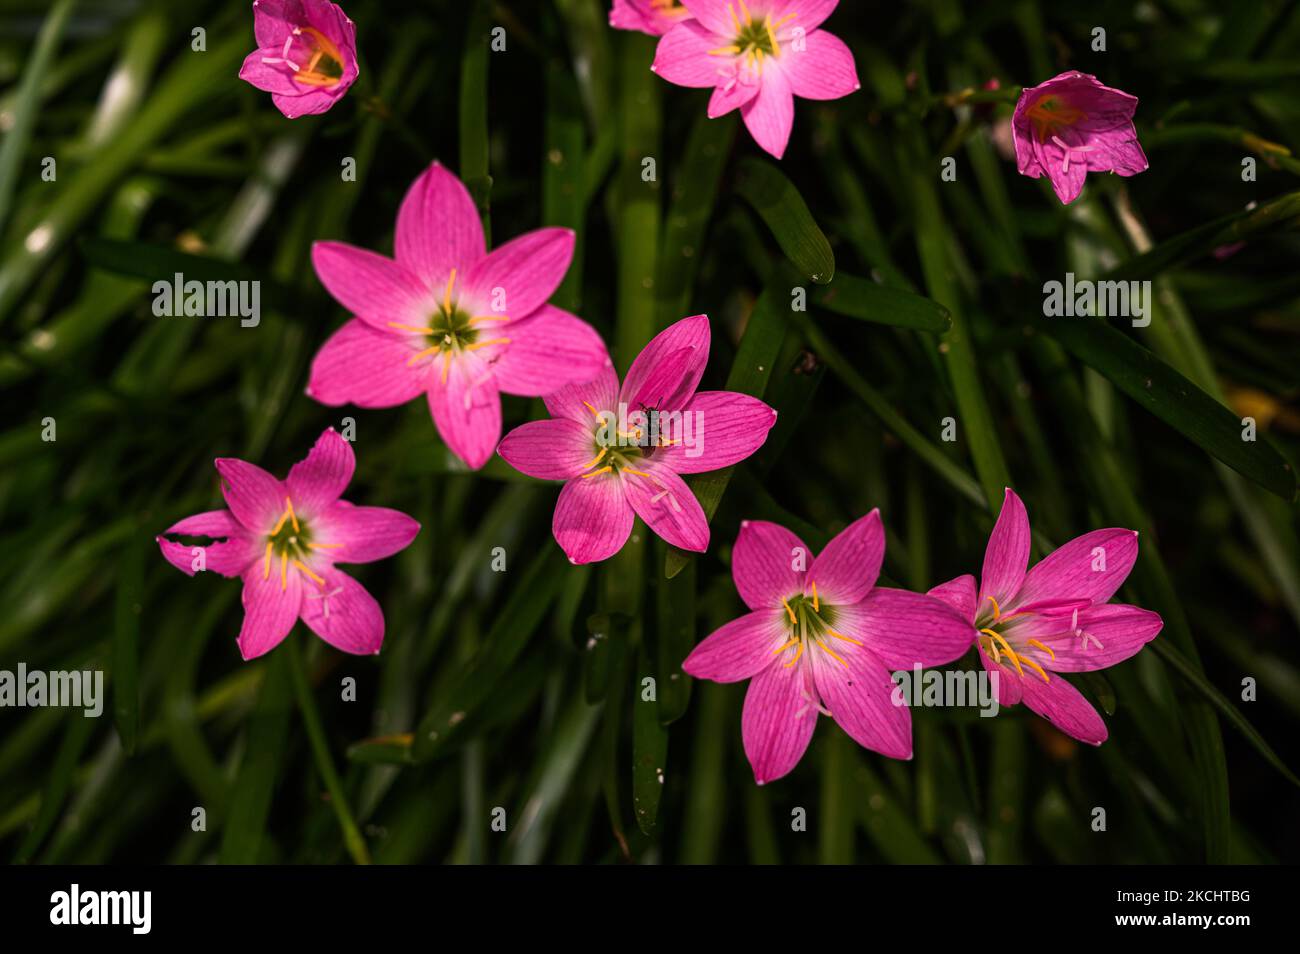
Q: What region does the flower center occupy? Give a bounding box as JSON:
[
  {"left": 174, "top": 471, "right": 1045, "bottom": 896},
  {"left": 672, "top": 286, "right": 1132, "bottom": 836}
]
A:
[
  {"left": 975, "top": 595, "right": 1052, "bottom": 682},
  {"left": 261, "top": 497, "right": 340, "bottom": 590},
  {"left": 1025, "top": 94, "right": 1088, "bottom": 144},
  {"left": 707, "top": 2, "right": 796, "bottom": 75},
  {"left": 771, "top": 583, "right": 861, "bottom": 670},
  {"left": 262, "top": 25, "right": 347, "bottom": 88},
  {"left": 385, "top": 269, "right": 511, "bottom": 383}
]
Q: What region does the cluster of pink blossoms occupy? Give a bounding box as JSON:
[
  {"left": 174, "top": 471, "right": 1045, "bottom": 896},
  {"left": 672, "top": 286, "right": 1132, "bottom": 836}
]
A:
[{"left": 159, "top": 2, "right": 1162, "bottom": 781}]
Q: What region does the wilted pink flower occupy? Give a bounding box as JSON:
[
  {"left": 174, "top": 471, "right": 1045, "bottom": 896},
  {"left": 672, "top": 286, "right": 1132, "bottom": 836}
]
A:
[
  {"left": 157, "top": 428, "right": 419, "bottom": 660},
  {"left": 611, "top": 0, "right": 693, "bottom": 35},
  {"left": 238, "top": 0, "right": 359, "bottom": 119},
  {"left": 929, "top": 488, "right": 1162, "bottom": 745},
  {"left": 651, "top": 0, "right": 860, "bottom": 159},
  {"left": 497, "top": 315, "right": 776, "bottom": 564},
  {"left": 683, "top": 513, "right": 974, "bottom": 784},
  {"left": 1011, "top": 71, "right": 1148, "bottom": 204},
  {"left": 308, "top": 162, "right": 608, "bottom": 470}
]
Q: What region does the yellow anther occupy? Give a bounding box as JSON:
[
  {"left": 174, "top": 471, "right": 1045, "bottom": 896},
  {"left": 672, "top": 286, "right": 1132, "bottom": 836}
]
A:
[
  {"left": 294, "top": 560, "right": 326, "bottom": 587},
  {"left": 708, "top": 44, "right": 741, "bottom": 55},
  {"left": 263, "top": 542, "right": 273, "bottom": 580},
  {"left": 280, "top": 551, "right": 288, "bottom": 590},
  {"left": 738, "top": 0, "right": 752, "bottom": 25},
  {"left": 1026, "top": 638, "right": 1056, "bottom": 660},
  {"left": 783, "top": 642, "right": 804, "bottom": 668},
  {"left": 406, "top": 345, "right": 440, "bottom": 366},
  {"left": 271, "top": 508, "right": 291, "bottom": 536},
  {"left": 580, "top": 465, "right": 613, "bottom": 479},
  {"left": 441, "top": 351, "right": 451, "bottom": 385},
  {"left": 582, "top": 448, "right": 607, "bottom": 470},
  {"left": 981, "top": 628, "right": 1023, "bottom": 676},
  {"left": 464, "top": 337, "right": 510, "bottom": 351},
  {"left": 387, "top": 321, "right": 436, "bottom": 334},
  {"left": 621, "top": 467, "right": 651, "bottom": 478},
  {"left": 772, "top": 637, "right": 800, "bottom": 656},
  {"left": 816, "top": 638, "right": 849, "bottom": 668},
  {"left": 827, "top": 628, "right": 863, "bottom": 646},
  {"left": 728, "top": 3, "right": 741, "bottom": 32},
  {"left": 985, "top": 594, "right": 1001, "bottom": 620},
  {"left": 765, "top": 19, "right": 780, "bottom": 55},
  {"left": 472, "top": 314, "right": 510, "bottom": 323},
  {"left": 443, "top": 268, "right": 456, "bottom": 314},
  {"left": 284, "top": 497, "right": 300, "bottom": 533},
  {"left": 781, "top": 597, "right": 797, "bottom": 625},
  {"left": 1020, "top": 655, "right": 1051, "bottom": 684},
  {"left": 811, "top": 581, "right": 819, "bottom": 612},
  {"left": 309, "top": 542, "right": 343, "bottom": 550},
  {"left": 582, "top": 401, "right": 605, "bottom": 421}
]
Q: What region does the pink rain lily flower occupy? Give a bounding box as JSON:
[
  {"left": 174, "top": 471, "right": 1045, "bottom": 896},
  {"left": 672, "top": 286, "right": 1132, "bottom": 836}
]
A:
[
  {"left": 611, "top": 0, "right": 693, "bottom": 35},
  {"left": 651, "top": 0, "right": 860, "bottom": 159},
  {"left": 157, "top": 428, "right": 420, "bottom": 661},
  {"left": 928, "top": 488, "right": 1163, "bottom": 745},
  {"left": 307, "top": 162, "right": 609, "bottom": 470},
  {"left": 497, "top": 314, "right": 776, "bottom": 564},
  {"left": 238, "top": 0, "right": 359, "bottom": 119},
  {"left": 683, "top": 513, "right": 975, "bottom": 784},
  {"left": 1012, "top": 71, "right": 1148, "bottom": 205}
]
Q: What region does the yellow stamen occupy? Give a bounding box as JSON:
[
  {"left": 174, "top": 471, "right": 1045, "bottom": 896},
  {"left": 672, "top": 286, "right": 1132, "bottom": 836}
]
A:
[
  {"left": 387, "top": 321, "right": 435, "bottom": 334},
  {"left": 811, "top": 581, "right": 819, "bottom": 612},
  {"left": 781, "top": 597, "right": 797, "bottom": 625},
  {"left": 580, "top": 466, "right": 613, "bottom": 479},
  {"left": 621, "top": 467, "right": 650, "bottom": 478},
  {"left": 582, "top": 448, "right": 607, "bottom": 470},
  {"left": 284, "top": 497, "right": 299, "bottom": 533},
  {"left": 263, "top": 542, "right": 273, "bottom": 580},
  {"left": 271, "top": 508, "right": 291, "bottom": 536},
  {"left": 471, "top": 314, "right": 510, "bottom": 323},
  {"left": 280, "top": 551, "right": 288, "bottom": 590},
  {"left": 985, "top": 594, "right": 1001, "bottom": 620},
  {"left": 1020, "top": 655, "right": 1051, "bottom": 683},
  {"left": 708, "top": 44, "right": 741, "bottom": 55},
  {"left": 309, "top": 542, "right": 344, "bottom": 550},
  {"left": 728, "top": 3, "right": 741, "bottom": 32},
  {"left": 827, "top": 628, "right": 863, "bottom": 646},
  {"left": 406, "top": 345, "right": 440, "bottom": 366},
  {"left": 783, "top": 642, "right": 804, "bottom": 668},
  {"left": 738, "top": 0, "right": 752, "bottom": 25},
  {"left": 464, "top": 337, "right": 510, "bottom": 351},
  {"left": 981, "top": 628, "right": 1023, "bottom": 676},
  {"left": 816, "top": 638, "right": 849, "bottom": 668},
  {"left": 772, "top": 637, "right": 800, "bottom": 656},
  {"left": 441, "top": 350, "right": 451, "bottom": 385},
  {"left": 443, "top": 268, "right": 457, "bottom": 314},
  {"left": 1026, "top": 638, "right": 1056, "bottom": 660},
  {"left": 765, "top": 19, "right": 781, "bottom": 56},
  {"left": 294, "top": 560, "right": 326, "bottom": 587},
  {"left": 582, "top": 401, "right": 604, "bottom": 421}
]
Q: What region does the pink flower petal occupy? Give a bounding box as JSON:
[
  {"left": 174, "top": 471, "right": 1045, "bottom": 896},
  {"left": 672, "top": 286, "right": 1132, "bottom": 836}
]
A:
[
  {"left": 807, "top": 510, "right": 883, "bottom": 605},
  {"left": 491, "top": 305, "right": 610, "bottom": 398},
  {"left": 311, "top": 241, "right": 433, "bottom": 332},
  {"left": 981, "top": 487, "right": 1030, "bottom": 610},
  {"left": 833, "top": 588, "right": 975, "bottom": 670},
  {"left": 1012, "top": 528, "right": 1140, "bottom": 610},
  {"left": 270, "top": 88, "right": 346, "bottom": 120},
  {"left": 619, "top": 314, "right": 711, "bottom": 413},
  {"left": 742, "top": 658, "right": 818, "bottom": 784},
  {"left": 731, "top": 519, "right": 808, "bottom": 610},
  {"left": 498, "top": 418, "right": 595, "bottom": 481},
  {"left": 285, "top": 428, "right": 354, "bottom": 520},
  {"left": 252, "top": 0, "right": 297, "bottom": 48},
  {"left": 1008, "top": 602, "right": 1162, "bottom": 673},
  {"left": 215, "top": 457, "right": 286, "bottom": 533},
  {"left": 779, "top": 30, "right": 858, "bottom": 100},
  {"left": 237, "top": 564, "right": 303, "bottom": 660},
  {"left": 623, "top": 459, "right": 709, "bottom": 552},
  {"left": 543, "top": 362, "right": 621, "bottom": 425},
  {"left": 927, "top": 574, "right": 978, "bottom": 622},
  {"left": 156, "top": 510, "right": 257, "bottom": 578},
  {"left": 651, "top": 20, "right": 725, "bottom": 88},
  {"left": 708, "top": 72, "right": 761, "bottom": 116},
  {"left": 461, "top": 228, "right": 574, "bottom": 322},
  {"left": 395, "top": 162, "right": 485, "bottom": 285},
  {"left": 238, "top": 52, "right": 301, "bottom": 95},
  {"left": 315, "top": 500, "right": 420, "bottom": 565},
  {"left": 811, "top": 644, "right": 912, "bottom": 760},
  {"left": 299, "top": 566, "right": 385, "bottom": 655},
  {"left": 653, "top": 390, "right": 776, "bottom": 474},
  {"left": 426, "top": 352, "right": 502, "bottom": 470},
  {"left": 741, "top": 64, "right": 795, "bottom": 159},
  {"left": 553, "top": 474, "right": 634, "bottom": 564},
  {"left": 682, "top": 608, "right": 789, "bottom": 682},
  {"left": 306, "top": 319, "right": 430, "bottom": 408},
  {"left": 770, "top": 0, "right": 840, "bottom": 32},
  {"left": 1020, "top": 672, "right": 1108, "bottom": 745}
]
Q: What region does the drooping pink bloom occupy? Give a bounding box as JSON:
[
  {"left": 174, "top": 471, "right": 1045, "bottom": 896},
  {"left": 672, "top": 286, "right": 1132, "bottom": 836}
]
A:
[
  {"left": 1011, "top": 71, "right": 1148, "bottom": 205},
  {"left": 610, "top": 0, "right": 693, "bottom": 35},
  {"left": 683, "top": 513, "right": 974, "bottom": 784},
  {"left": 307, "top": 162, "right": 609, "bottom": 470},
  {"left": 651, "top": 0, "right": 859, "bottom": 159},
  {"left": 928, "top": 489, "right": 1163, "bottom": 745},
  {"left": 497, "top": 315, "right": 776, "bottom": 564},
  {"left": 238, "top": 0, "right": 359, "bottom": 119},
  {"left": 157, "top": 428, "right": 419, "bottom": 661}
]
